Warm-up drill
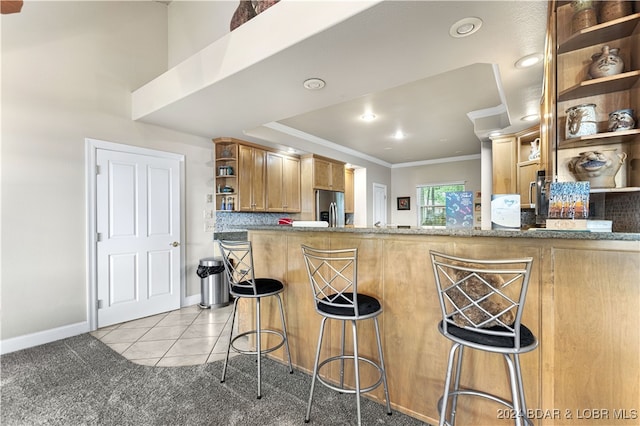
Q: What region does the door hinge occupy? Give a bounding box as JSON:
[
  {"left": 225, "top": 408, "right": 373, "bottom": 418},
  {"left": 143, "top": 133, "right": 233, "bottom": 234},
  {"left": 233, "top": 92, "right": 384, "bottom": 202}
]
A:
[
  {"left": 96, "top": 165, "right": 101, "bottom": 175},
  {"left": 97, "top": 299, "right": 104, "bottom": 309},
  {"left": 96, "top": 232, "right": 102, "bottom": 242}
]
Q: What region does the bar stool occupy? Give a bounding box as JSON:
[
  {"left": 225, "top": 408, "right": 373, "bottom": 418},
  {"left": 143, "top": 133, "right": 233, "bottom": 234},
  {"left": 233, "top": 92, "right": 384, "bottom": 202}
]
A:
[
  {"left": 301, "top": 245, "right": 391, "bottom": 426},
  {"left": 217, "top": 240, "right": 293, "bottom": 399},
  {"left": 430, "top": 251, "right": 537, "bottom": 426}
]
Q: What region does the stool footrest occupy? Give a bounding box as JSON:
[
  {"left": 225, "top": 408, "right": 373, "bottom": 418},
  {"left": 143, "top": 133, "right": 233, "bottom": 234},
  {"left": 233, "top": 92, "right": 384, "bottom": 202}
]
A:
[
  {"left": 439, "top": 391, "right": 534, "bottom": 426},
  {"left": 316, "top": 354, "right": 385, "bottom": 395},
  {"left": 230, "top": 329, "right": 286, "bottom": 356}
]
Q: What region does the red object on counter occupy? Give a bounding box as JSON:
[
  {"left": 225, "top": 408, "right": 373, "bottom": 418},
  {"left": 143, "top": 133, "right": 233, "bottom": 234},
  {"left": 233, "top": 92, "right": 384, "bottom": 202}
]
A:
[{"left": 278, "top": 218, "right": 293, "bottom": 225}]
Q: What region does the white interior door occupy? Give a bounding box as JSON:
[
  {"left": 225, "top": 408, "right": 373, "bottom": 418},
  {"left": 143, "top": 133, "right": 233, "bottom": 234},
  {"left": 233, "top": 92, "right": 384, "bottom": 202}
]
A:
[
  {"left": 96, "top": 148, "right": 181, "bottom": 327},
  {"left": 373, "top": 183, "right": 387, "bottom": 226}
]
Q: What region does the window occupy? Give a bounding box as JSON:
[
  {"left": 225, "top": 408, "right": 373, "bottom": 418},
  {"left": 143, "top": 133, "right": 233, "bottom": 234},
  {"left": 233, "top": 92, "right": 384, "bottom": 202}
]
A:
[{"left": 416, "top": 182, "right": 465, "bottom": 227}]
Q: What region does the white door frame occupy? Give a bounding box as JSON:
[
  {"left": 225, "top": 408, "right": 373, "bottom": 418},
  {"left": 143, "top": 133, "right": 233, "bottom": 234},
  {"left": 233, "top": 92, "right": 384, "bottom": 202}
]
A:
[
  {"left": 85, "top": 138, "right": 186, "bottom": 331},
  {"left": 372, "top": 182, "right": 387, "bottom": 227}
]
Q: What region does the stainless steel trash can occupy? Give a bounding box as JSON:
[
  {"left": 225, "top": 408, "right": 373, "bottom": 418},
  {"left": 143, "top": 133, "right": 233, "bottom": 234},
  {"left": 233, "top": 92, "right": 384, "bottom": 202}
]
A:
[{"left": 197, "top": 257, "right": 229, "bottom": 309}]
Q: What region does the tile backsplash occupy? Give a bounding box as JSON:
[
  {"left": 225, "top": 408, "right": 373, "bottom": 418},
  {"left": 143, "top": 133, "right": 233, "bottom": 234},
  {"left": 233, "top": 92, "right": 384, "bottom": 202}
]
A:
[
  {"left": 604, "top": 192, "right": 640, "bottom": 233},
  {"left": 214, "top": 212, "right": 299, "bottom": 232}
]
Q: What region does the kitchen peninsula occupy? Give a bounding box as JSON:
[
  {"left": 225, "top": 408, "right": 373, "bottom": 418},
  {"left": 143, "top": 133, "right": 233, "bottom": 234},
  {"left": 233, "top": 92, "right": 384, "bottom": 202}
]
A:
[{"left": 239, "top": 226, "right": 639, "bottom": 426}]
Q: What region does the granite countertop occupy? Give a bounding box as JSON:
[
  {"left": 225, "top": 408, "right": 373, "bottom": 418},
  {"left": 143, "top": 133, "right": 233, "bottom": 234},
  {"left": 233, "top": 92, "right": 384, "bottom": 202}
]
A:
[{"left": 238, "top": 225, "right": 640, "bottom": 241}]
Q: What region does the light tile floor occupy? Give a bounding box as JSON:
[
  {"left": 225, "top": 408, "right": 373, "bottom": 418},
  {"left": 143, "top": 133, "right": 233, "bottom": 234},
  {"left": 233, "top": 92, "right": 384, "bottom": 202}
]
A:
[{"left": 90, "top": 303, "right": 239, "bottom": 367}]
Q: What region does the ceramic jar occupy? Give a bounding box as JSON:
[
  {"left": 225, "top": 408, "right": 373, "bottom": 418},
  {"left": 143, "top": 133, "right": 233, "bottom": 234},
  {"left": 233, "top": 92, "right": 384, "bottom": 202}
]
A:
[
  {"left": 599, "top": 0, "right": 633, "bottom": 23},
  {"left": 568, "top": 149, "right": 627, "bottom": 188},
  {"left": 230, "top": 0, "right": 256, "bottom": 31},
  {"left": 566, "top": 103, "right": 597, "bottom": 138},
  {"left": 571, "top": 0, "right": 597, "bottom": 33},
  {"left": 589, "top": 45, "right": 624, "bottom": 79},
  {"left": 608, "top": 108, "right": 636, "bottom": 132}
]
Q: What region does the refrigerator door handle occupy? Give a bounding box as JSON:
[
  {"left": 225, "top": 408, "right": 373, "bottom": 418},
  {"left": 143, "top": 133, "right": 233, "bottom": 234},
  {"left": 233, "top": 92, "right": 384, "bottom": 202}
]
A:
[{"left": 329, "top": 202, "right": 336, "bottom": 227}]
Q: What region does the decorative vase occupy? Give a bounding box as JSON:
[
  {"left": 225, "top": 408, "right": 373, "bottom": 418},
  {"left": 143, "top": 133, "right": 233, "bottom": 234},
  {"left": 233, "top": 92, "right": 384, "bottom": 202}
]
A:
[
  {"left": 230, "top": 0, "right": 257, "bottom": 31},
  {"left": 588, "top": 45, "right": 624, "bottom": 79},
  {"left": 608, "top": 108, "right": 636, "bottom": 132},
  {"left": 599, "top": 0, "right": 633, "bottom": 23},
  {"left": 528, "top": 138, "right": 541, "bottom": 160},
  {"left": 566, "top": 103, "right": 597, "bottom": 139},
  {"left": 253, "top": 0, "right": 279, "bottom": 15},
  {"left": 571, "top": 0, "right": 597, "bottom": 33},
  {"left": 568, "top": 149, "right": 627, "bottom": 188}
]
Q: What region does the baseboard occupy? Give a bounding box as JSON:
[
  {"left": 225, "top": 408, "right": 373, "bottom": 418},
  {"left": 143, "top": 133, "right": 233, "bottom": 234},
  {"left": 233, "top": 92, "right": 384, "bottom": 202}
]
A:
[
  {"left": 0, "top": 321, "right": 90, "bottom": 355},
  {"left": 1, "top": 297, "right": 201, "bottom": 355},
  {"left": 182, "top": 294, "right": 201, "bottom": 308}
]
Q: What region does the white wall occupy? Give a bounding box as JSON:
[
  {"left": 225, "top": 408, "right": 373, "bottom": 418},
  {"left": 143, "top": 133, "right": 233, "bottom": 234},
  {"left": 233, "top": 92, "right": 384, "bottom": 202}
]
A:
[
  {"left": 1, "top": 2, "right": 215, "bottom": 345},
  {"left": 390, "top": 158, "right": 481, "bottom": 226},
  {"left": 168, "top": 1, "right": 237, "bottom": 67}
]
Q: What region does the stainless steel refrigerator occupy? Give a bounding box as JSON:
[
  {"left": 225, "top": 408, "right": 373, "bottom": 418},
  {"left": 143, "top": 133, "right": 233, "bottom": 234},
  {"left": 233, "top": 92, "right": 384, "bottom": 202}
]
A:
[{"left": 315, "top": 190, "right": 345, "bottom": 227}]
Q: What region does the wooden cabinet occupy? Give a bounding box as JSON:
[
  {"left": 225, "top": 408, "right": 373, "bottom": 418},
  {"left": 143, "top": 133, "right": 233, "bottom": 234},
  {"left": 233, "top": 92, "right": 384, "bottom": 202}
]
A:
[
  {"left": 554, "top": 3, "right": 640, "bottom": 190},
  {"left": 300, "top": 154, "right": 346, "bottom": 220},
  {"left": 214, "top": 139, "right": 238, "bottom": 211},
  {"left": 238, "top": 144, "right": 266, "bottom": 211},
  {"left": 214, "top": 137, "right": 300, "bottom": 213},
  {"left": 517, "top": 127, "right": 541, "bottom": 208},
  {"left": 266, "top": 152, "right": 300, "bottom": 213},
  {"left": 344, "top": 168, "right": 354, "bottom": 213},
  {"left": 305, "top": 154, "right": 345, "bottom": 191},
  {"left": 492, "top": 135, "right": 517, "bottom": 194},
  {"left": 492, "top": 126, "right": 540, "bottom": 208}
]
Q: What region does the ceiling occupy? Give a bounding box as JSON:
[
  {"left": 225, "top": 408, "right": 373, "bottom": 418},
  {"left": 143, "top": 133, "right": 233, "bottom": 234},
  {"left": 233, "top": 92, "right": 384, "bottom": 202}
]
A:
[{"left": 139, "top": 1, "right": 549, "bottom": 168}]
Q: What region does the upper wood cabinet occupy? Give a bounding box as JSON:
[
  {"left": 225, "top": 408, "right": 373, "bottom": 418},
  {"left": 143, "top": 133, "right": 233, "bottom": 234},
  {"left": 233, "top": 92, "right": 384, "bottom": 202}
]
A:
[
  {"left": 299, "top": 154, "right": 346, "bottom": 220},
  {"left": 266, "top": 152, "right": 300, "bottom": 213},
  {"left": 517, "top": 127, "right": 541, "bottom": 208},
  {"left": 303, "top": 154, "right": 346, "bottom": 191},
  {"left": 238, "top": 144, "right": 266, "bottom": 212},
  {"left": 492, "top": 135, "right": 517, "bottom": 195},
  {"left": 214, "top": 137, "right": 300, "bottom": 213},
  {"left": 491, "top": 125, "right": 541, "bottom": 207},
  {"left": 214, "top": 140, "right": 238, "bottom": 211},
  {"left": 344, "top": 168, "right": 354, "bottom": 213}
]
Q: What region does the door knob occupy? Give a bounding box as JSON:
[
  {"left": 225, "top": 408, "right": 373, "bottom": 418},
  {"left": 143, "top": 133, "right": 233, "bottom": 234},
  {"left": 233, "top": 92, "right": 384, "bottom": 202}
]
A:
[{"left": 171, "top": 241, "right": 180, "bottom": 247}]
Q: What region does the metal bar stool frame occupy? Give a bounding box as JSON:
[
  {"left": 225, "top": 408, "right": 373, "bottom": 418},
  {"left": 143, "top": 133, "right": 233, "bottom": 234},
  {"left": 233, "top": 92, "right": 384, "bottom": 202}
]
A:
[
  {"left": 430, "top": 250, "right": 537, "bottom": 426},
  {"left": 301, "top": 244, "right": 392, "bottom": 426},
  {"left": 217, "top": 240, "right": 293, "bottom": 399}
]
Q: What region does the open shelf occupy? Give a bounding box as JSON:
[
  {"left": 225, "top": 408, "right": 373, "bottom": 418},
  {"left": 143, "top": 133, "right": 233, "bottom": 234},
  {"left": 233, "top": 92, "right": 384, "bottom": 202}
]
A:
[
  {"left": 558, "top": 12, "right": 640, "bottom": 53},
  {"left": 558, "top": 128, "right": 640, "bottom": 149},
  {"left": 558, "top": 70, "right": 640, "bottom": 102}
]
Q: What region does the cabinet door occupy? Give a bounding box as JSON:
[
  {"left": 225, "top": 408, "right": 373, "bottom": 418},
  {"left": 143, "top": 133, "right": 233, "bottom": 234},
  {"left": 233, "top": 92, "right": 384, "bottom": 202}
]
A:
[
  {"left": 238, "top": 145, "right": 254, "bottom": 211},
  {"left": 330, "top": 162, "right": 345, "bottom": 192},
  {"left": 344, "top": 168, "right": 354, "bottom": 213},
  {"left": 252, "top": 148, "right": 266, "bottom": 211},
  {"left": 518, "top": 162, "right": 538, "bottom": 207},
  {"left": 238, "top": 145, "right": 266, "bottom": 211},
  {"left": 283, "top": 156, "right": 300, "bottom": 212},
  {"left": 266, "top": 152, "right": 284, "bottom": 212},
  {"left": 492, "top": 136, "right": 517, "bottom": 194},
  {"left": 313, "top": 158, "right": 332, "bottom": 190}
]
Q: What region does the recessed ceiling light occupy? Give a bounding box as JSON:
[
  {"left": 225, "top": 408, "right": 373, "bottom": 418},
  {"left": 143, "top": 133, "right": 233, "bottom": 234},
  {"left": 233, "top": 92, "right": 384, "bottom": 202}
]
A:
[
  {"left": 449, "top": 17, "right": 483, "bottom": 38},
  {"left": 360, "top": 113, "right": 376, "bottom": 121},
  {"left": 521, "top": 114, "right": 540, "bottom": 122},
  {"left": 515, "top": 53, "right": 543, "bottom": 69},
  {"left": 393, "top": 130, "right": 405, "bottom": 140},
  {"left": 488, "top": 131, "right": 502, "bottom": 137},
  {"left": 303, "top": 78, "right": 325, "bottom": 90}
]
